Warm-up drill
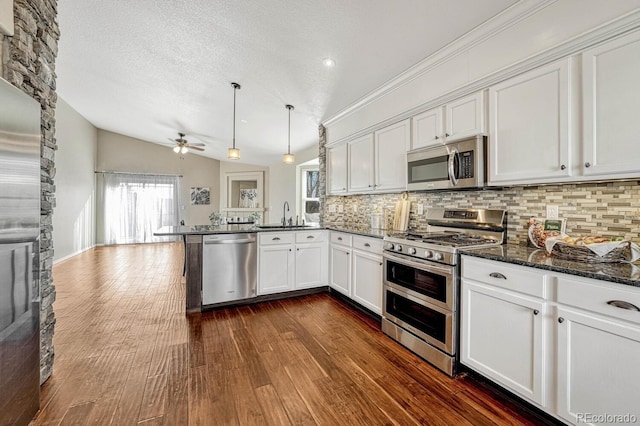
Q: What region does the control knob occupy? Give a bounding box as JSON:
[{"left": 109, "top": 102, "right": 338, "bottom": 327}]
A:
[
  {"left": 408, "top": 247, "right": 417, "bottom": 255},
  {"left": 395, "top": 244, "right": 403, "bottom": 252},
  {"left": 384, "top": 243, "right": 394, "bottom": 251},
  {"left": 433, "top": 252, "right": 444, "bottom": 261},
  {"left": 424, "top": 250, "right": 433, "bottom": 259}
]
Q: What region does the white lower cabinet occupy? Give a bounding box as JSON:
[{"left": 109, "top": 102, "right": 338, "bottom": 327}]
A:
[
  {"left": 461, "top": 255, "right": 640, "bottom": 425},
  {"left": 258, "top": 231, "right": 327, "bottom": 295},
  {"left": 330, "top": 232, "right": 383, "bottom": 314}
]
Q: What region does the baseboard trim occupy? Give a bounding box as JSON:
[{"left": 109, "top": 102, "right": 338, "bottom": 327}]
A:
[{"left": 53, "top": 245, "right": 96, "bottom": 265}]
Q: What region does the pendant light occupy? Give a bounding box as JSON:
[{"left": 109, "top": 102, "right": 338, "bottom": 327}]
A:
[
  {"left": 283, "top": 104, "right": 295, "bottom": 164},
  {"left": 228, "top": 82, "right": 241, "bottom": 160}
]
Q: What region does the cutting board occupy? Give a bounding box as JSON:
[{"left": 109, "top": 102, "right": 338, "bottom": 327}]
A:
[{"left": 393, "top": 199, "right": 410, "bottom": 232}]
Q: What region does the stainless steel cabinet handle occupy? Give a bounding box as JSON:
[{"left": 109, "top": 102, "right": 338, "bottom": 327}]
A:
[
  {"left": 337, "top": 237, "right": 342, "bottom": 241},
  {"left": 489, "top": 272, "right": 507, "bottom": 279},
  {"left": 445, "top": 133, "right": 450, "bottom": 137},
  {"left": 364, "top": 243, "right": 371, "bottom": 247},
  {"left": 585, "top": 162, "right": 591, "bottom": 168},
  {"left": 272, "top": 237, "right": 281, "bottom": 241},
  {"left": 558, "top": 317, "right": 565, "bottom": 323},
  {"left": 434, "top": 135, "right": 439, "bottom": 140},
  {"left": 296, "top": 248, "right": 299, "bottom": 251},
  {"left": 607, "top": 300, "right": 640, "bottom": 311},
  {"left": 306, "top": 235, "right": 315, "bottom": 239},
  {"left": 560, "top": 164, "right": 566, "bottom": 170},
  {"left": 205, "top": 239, "right": 254, "bottom": 244},
  {"left": 533, "top": 309, "right": 539, "bottom": 315}
]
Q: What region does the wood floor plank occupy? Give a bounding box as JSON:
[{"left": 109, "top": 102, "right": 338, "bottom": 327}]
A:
[{"left": 35, "top": 242, "right": 548, "bottom": 426}]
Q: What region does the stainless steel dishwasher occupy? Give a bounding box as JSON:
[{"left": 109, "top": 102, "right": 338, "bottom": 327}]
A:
[{"left": 202, "top": 233, "right": 257, "bottom": 305}]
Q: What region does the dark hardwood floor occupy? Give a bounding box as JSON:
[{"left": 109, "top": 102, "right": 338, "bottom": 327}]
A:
[{"left": 35, "top": 242, "right": 544, "bottom": 425}]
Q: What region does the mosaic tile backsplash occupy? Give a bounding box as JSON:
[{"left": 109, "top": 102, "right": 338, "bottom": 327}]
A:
[{"left": 322, "top": 181, "right": 640, "bottom": 245}]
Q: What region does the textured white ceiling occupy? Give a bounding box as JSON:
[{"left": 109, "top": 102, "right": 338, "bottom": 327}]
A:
[{"left": 56, "top": 0, "right": 517, "bottom": 165}]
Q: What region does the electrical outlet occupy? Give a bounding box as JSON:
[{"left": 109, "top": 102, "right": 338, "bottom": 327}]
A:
[
  {"left": 328, "top": 205, "right": 336, "bottom": 213},
  {"left": 546, "top": 205, "right": 559, "bottom": 219},
  {"left": 417, "top": 203, "right": 424, "bottom": 215},
  {"left": 337, "top": 205, "right": 343, "bottom": 213}
]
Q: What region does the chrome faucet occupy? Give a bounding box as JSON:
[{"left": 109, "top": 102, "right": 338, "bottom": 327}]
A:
[{"left": 282, "top": 201, "right": 290, "bottom": 226}]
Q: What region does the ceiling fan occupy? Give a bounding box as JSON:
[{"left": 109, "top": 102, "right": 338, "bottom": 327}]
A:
[{"left": 167, "top": 132, "right": 205, "bottom": 154}]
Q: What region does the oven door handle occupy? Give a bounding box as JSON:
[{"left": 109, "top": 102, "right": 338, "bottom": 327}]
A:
[
  {"left": 384, "top": 284, "right": 452, "bottom": 316},
  {"left": 383, "top": 252, "right": 454, "bottom": 276}
]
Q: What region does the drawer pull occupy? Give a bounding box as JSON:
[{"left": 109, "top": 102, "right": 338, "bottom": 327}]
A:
[
  {"left": 533, "top": 309, "right": 539, "bottom": 316},
  {"left": 306, "top": 235, "right": 315, "bottom": 239},
  {"left": 337, "top": 237, "right": 343, "bottom": 241},
  {"left": 558, "top": 317, "right": 564, "bottom": 323},
  {"left": 489, "top": 272, "right": 507, "bottom": 280},
  {"left": 607, "top": 300, "right": 640, "bottom": 311},
  {"left": 364, "top": 243, "right": 371, "bottom": 247},
  {"left": 272, "top": 237, "right": 281, "bottom": 241}
]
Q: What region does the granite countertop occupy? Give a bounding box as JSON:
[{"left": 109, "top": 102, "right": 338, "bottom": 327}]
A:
[
  {"left": 155, "top": 224, "right": 387, "bottom": 239},
  {"left": 462, "top": 244, "right": 640, "bottom": 288}
]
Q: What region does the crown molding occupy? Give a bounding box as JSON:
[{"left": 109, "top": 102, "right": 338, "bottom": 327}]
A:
[{"left": 322, "top": 0, "right": 556, "bottom": 127}]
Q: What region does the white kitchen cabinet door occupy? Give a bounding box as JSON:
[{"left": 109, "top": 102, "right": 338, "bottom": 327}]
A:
[
  {"left": 582, "top": 30, "right": 640, "bottom": 178},
  {"left": 556, "top": 306, "right": 640, "bottom": 425},
  {"left": 411, "top": 107, "right": 443, "bottom": 150},
  {"left": 327, "top": 144, "right": 348, "bottom": 194},
  {"left": 348, "top": 133, "right": 374, "bottom": 192},
  {"left": 461, "top": 280, "right": 546, "bottom": 407},
  {"left": 295, "top": 242, "right": 327, "bottom": 289},
  {"left": 488, "top": 59, "right": 573, "bottom": 185},
  {"left": 351, "top": 250, "right": 383, "bottom": 315},
  {"left": 374, "top": 119, "right": 410, "bottom": 192},
  {"left": 445, "top": 91, "right": 485, "bottom": 142},
  {"left": 329, "top": 244, "right": 351, "bottom": 296},
  {"left": 258, "top": 245, "right": 294, "bottom": 295}
]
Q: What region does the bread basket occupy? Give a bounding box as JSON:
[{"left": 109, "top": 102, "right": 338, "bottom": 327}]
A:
[{"left": 548, "top": 240, "right": 631, "bottom": 263}]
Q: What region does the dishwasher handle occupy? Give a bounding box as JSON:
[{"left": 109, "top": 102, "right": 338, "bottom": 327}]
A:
[{"left": 204, "top": 238, "right": 255, "bottom": 245}]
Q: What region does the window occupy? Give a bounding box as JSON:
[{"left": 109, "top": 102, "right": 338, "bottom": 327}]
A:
[
  {"left": 301, "top": 166, "right": 320, "bottom": 224},
  {"left": 102, "top": 173, "right": 182, "bottom": 245}
]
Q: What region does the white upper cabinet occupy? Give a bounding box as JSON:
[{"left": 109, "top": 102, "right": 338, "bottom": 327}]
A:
[
  {"left": 374, "top": 119, "right": 410, "bottom": 192},
  {"left": 581, "top": 30, "right": 640, "bottom": 178},
  {"left": 347, "top": 133, "right": 374, "bottom": 192},
  {"left": 411, "top": 92, "right": 485, "bottom": 151},
  {"left": 488, "top": 59, "right": 573, "bottom": 185},
  {"left": 445, "top": 91, "right": 486, "bottom": 141},
  {"left": 411, "top": 107, "right": 443, "bottom": 150},
  {"left": 327, "top": 144, "right": 348, "bottom": 195}
]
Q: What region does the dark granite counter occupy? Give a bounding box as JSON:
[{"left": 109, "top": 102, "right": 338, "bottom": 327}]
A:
[
  {"left": 155, "top": 224, "right": 387, "bottom": 239},
  {"left": 462, "top": 244, "right": 640, "bottom": 288}
]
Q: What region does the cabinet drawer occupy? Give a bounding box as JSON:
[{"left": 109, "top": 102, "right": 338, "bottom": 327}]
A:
[
  {"left": 461, "top": 256, "right": 546, "bottom": 298},
  {"left": 352, "top": 236, "right": 383, "bottom": 254},
  {"left": 295, "top": 230, "right": 326, "bottom": 243},
  {"left": 259, "top": 232, "right": 294, "bottom": 245},
  {"left": 557, "top": 276, "right": 640, "bottom": 324},
  {"left": 331, "top": 232, "right": 352, "bottom": 246}
]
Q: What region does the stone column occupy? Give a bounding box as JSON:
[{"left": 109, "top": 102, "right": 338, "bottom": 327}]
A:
[{"left": 2, "top": 0, "right": 59, "bottom": 384}]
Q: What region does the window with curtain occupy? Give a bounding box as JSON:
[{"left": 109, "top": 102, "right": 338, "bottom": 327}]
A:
[
  {"left": 301, "top": 167, "right": 320, "bottom": 223},
  {"left": 102, "top": 173, "right": 182, "bottom": 245}
]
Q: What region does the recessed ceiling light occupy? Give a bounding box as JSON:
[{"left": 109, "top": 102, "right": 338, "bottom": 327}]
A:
[{"left": 322, "top": 57, "right": 336, "bottom": 68}]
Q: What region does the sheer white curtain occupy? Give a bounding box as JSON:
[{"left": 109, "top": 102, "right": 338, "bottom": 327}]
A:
[{"left": 102, "top": 173, "right": 182, "bottom": 245}]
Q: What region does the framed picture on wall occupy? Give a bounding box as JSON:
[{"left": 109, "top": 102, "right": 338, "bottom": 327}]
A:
[{"left": 190, "top": 187, "right": 210, "bottom": 205}]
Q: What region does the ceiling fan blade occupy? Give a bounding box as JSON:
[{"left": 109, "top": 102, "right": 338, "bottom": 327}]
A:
[
  {"left": 187, "top": 142, "right": 205, "bottom": 147},
  {"left": 188, "top": 146, "right": 205, "bottom": 151}
]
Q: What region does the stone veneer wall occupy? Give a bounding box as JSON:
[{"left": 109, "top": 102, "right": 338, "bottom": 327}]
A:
[
  {"left": 2, "top": 0, "right": 59, "bottom": 383},
  {"left": 318, "top": 124, "right": 327, "bottom": 225},
  {"left": 322, "top": 181, "right": 640, "bottom": 245}
]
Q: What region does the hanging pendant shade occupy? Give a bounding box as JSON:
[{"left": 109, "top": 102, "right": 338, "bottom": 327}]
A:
[
  {"left": 283, "top": 104, "right": 295, "bottom": 164},
  {"left": 228, "top": 82, "right": 241, "bottom": 160}
]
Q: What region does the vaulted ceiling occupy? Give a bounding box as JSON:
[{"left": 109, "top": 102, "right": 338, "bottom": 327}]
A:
[{"left": 56, "top": 0, "right": 518, "bottom": 165}]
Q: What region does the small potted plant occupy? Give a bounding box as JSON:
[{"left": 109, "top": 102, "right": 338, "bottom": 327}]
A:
[{"left": 248, "top": 211, "right": 261, "bottom": 224}]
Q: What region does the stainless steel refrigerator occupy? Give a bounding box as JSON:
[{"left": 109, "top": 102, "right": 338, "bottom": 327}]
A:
[{"left": 0, "top": 78, "right": 41, "bottom": 424}]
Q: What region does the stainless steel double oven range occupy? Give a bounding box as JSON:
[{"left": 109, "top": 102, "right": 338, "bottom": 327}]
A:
[{"left": 382, "top": 208, "right": 507, "bottom": 376}]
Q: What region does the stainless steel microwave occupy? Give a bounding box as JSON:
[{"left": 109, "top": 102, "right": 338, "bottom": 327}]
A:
[{"left": 407, "top": 135, "right": 486, "bottom": 191}]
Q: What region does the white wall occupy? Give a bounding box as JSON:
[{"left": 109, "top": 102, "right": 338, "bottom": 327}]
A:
[
  {"left": 95, "top": 130, "right": 221, "bottom": 243},
  {"left": 53, "top": 98, "right": 98, "bottom": 262},
  {"left": 269, "top": 144, "right": 319, "bottom": 223}
]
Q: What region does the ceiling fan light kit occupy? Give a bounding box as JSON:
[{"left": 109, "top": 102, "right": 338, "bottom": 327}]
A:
[
  {"left": 169, "top": 131, "right": 204, "bottom": 154},
  {"left": 228, "top": 82, "right": 241, "bottom": 160},
  {"left": 283, "top": 104, "right": 295, "bottom": 164}
]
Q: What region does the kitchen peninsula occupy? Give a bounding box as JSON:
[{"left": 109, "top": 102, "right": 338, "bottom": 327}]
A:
[{"left": 155, "top": 224, "right": 385, "bottom": 313}]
